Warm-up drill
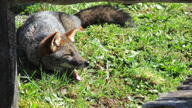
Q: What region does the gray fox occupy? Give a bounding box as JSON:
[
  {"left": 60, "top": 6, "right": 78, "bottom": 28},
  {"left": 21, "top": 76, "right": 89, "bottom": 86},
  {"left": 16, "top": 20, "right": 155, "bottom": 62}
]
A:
[{"left": 17, "top": 5, "right": 132, "bottom": 80}]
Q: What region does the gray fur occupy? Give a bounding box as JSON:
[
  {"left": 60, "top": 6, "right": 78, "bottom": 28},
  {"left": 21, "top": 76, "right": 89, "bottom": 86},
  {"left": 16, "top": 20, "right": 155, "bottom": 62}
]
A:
[{"left": 17, "top": 11, "right": 83, "bottom": 70}]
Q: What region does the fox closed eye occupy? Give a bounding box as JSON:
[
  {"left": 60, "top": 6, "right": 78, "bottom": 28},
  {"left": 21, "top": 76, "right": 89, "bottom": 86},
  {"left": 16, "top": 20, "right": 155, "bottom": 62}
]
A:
[
  {"left": 63, "top": 53, "right": 73, "bottom": 57},
  {"left": 66, "top": 49, "right": 75, "bottom": 56}
]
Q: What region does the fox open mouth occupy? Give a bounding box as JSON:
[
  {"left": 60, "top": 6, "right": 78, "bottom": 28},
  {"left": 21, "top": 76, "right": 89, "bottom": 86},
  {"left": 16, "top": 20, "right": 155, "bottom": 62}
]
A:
[
  {"left": 60, "top": 62, "right": 86, "bottom": 69},
  {"left": 60, "top": 60, "right": 89, "bottom": 69}
]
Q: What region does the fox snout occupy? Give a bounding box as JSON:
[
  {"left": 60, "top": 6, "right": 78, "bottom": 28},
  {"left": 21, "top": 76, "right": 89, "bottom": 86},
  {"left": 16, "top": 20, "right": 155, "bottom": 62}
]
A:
[
  {"left": 84, "top": 61, "right": 89, "bottom": 67},
  {"left": 70, "top": 59, "right": 89, "bottom": 68}
]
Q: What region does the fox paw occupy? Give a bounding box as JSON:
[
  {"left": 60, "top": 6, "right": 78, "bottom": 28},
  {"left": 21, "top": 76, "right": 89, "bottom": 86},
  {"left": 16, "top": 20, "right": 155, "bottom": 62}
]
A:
[{"left": 73, "top": 72, "right": 81, "bottom": 81}]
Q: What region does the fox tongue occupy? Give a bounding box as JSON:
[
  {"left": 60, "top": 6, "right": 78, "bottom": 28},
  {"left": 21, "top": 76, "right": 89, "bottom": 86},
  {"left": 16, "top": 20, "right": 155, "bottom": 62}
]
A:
[{"left": 73, "top": 72, "right": 81, "bottom": 81}]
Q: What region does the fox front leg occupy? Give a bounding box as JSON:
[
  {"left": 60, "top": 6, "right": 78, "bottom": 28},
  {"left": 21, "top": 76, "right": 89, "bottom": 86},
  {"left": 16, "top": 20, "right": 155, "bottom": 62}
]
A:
[{"left": 73, "top": 71, "right": 81, "bottom": 81}]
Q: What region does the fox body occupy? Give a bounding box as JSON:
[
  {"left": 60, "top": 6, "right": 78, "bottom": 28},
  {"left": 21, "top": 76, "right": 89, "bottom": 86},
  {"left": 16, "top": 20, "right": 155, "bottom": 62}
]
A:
[
  {"left": 17, "top": 5, "right": 131, "bottom": 80},
  {"left": 17, "top": 11, "right": 85, "bottom": 69}
]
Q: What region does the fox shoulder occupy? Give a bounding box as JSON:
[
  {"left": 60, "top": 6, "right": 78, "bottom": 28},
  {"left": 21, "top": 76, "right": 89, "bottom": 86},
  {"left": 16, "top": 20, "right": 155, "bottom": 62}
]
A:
[
  {"left": 59, "top": 13, "right": 82, "bottom": 31},
  {"left": 75, "top": 5, "right": 132, "bottom": 27}
]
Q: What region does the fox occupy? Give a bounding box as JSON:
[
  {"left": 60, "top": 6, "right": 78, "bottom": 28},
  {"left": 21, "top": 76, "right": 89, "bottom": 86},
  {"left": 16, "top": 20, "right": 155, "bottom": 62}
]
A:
[{"left": 17, "top": 5, "right": 132, "bottom": 80}]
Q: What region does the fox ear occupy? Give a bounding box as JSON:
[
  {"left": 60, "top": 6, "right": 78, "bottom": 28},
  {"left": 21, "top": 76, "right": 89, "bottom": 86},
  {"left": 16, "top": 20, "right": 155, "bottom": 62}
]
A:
[
  {"left": 39, "top": 32, "right": 62, "bottom": 56},
  {"left": 79, "top": 26, "right": 84, "bottom": 31},
  {"left": 50, "top": 32, "right": 63, "bottom": 52},
  {"left": 65, "top": 28, "right": 80, "bottom": 42}
]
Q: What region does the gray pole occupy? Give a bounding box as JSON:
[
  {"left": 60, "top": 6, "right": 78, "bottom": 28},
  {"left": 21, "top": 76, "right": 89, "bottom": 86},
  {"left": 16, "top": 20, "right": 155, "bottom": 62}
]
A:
[{"left": 0, "top": 0, "right": 17, "bottom": 107}]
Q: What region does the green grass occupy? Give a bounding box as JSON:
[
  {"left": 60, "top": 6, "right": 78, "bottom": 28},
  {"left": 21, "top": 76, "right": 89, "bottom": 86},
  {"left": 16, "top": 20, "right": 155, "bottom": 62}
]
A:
[{"left": 16, "top": 2, "right": 192, "bottom": 108}]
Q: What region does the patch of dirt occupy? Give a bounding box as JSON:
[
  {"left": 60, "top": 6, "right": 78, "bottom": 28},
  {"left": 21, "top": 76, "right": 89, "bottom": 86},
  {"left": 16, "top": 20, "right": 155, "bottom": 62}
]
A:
[
  {"left": 98, "top": 97, "right": 118, "bottom": 108},
  {"left": 91, "top": 97, "right": 130, "bottom": 108},
  {"left": 185, "top": 7, "right": 192, "bottom": 16},
  {"left": 65, "top": 92, "right": 78, "bottom": 99}
]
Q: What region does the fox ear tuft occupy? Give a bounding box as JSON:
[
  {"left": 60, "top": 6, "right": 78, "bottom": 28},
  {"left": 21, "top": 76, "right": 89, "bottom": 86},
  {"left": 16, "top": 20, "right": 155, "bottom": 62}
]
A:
[
  {"left": 50, "top": 32, "right": 62, "bottom": 52},
  {"left": 65, "top": 28, "right": 80, "bottom": 42}
]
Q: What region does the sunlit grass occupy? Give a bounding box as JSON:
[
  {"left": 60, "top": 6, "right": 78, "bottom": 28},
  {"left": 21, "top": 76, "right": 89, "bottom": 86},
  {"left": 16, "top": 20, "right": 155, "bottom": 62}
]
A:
[{"left": 16, "top": 3, "right": 192, "bottom": 107}]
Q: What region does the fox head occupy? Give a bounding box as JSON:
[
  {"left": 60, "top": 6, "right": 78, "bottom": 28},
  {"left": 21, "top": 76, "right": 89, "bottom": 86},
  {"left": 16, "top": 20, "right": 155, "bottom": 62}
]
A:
[{"left": 38, "top": 28, "right": 89, "bottom": 71}]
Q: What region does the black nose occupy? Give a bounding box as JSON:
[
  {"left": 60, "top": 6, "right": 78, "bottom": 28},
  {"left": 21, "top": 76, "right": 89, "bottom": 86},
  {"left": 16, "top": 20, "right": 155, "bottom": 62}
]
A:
[{"left": 84, "top": 61, "right": 89, "bottom": 67}]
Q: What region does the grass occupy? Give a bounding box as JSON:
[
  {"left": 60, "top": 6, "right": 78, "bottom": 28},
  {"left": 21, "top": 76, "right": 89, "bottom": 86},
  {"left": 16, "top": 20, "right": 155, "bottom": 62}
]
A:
[{"left": 16, "top": 2, "right": 192, "bottom": 108}]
